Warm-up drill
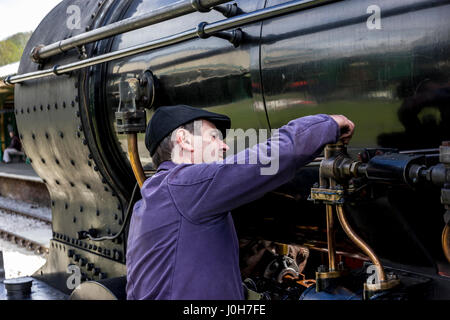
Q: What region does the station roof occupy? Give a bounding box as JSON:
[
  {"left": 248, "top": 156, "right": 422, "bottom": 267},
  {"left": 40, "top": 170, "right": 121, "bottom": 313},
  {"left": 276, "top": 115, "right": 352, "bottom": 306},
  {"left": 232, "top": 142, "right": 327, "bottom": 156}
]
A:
[
  {"left": 0, "top": 61, "right": 19, "bottom": 78},
  {"left": 0, "top": 62, "right": 18, "bottom": 104}
]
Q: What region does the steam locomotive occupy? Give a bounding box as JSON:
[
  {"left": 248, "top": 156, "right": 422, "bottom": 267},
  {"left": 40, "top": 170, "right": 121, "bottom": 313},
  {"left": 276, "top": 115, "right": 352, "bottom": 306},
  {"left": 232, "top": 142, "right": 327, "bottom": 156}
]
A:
[{"left": 2, "top": 0, "right": 450, "bottom": 300}]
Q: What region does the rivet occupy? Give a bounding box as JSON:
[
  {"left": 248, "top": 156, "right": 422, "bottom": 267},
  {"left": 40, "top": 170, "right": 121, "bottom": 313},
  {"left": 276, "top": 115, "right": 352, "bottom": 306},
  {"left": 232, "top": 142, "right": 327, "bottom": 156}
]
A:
[
  {"left": 76, "top": 131, "right": 81, "bottom": 138},
  {"left": 47, "top": 104, "right": 50, "bottom": 110},
  {"left": 94, "top": 166, "right": 99, "bottom": 171},
  {"left": 82, "top": 139, "right": 87, "bottom": 145},
  {"left": 55, "top": 158, "right": 60, "bottom": 165},
  {"left": 45, "top": 132, "right": 49, "bottom": 139},
  {"left": 55, "top": 180, "right": 60, "bottom": 185},
  {"left": 73, "top": 217, "right": 77, "bottom": 223},
  {"left": 70, "top": 182, "right": 75, "bottom": 187},
  {"left": 41, "top": 158, "right": 46, "bottom": 164},
  {"left": 75, "top": 96, "right": 79, "bottom": 103},
  {"left": 78, "top": 125, "right": 83, "bottom": 132},
  {"left": 80, "top": 206, "right": 83, "bottom": 212},
  {"left": 51, "top": 200, "right": 55, "bottom": 206},
  {"left": 65, "top": 203, "right": 68, "bottom": 209},
  {"left": 70, "top": 160, "right": 75, "bottom": 166},
  {"left": 27, "top": 108, "right": 30, "bottom": 113},
  {"left": 96, "top": 210, "right": 100, "bottom": 216},
  {"left": 118, "top": 219, "right": 123, "bottom": 225},
  {"left": 54, "top": 103, "right": 58, "bottom": 110},
  {"left": 20, "top": 109, "right": 24, "bottom": 114},
  {"left": 76, "top": 111, "right": 80, "bottom": 117},
  {"left": 31, "top": 133, "right": 35, "bottom": 140},
  {"left": 101, "top": 178, "right": 106, "bottom": 184},
  {"left": 40, "top": 105, "right": 43, "bottom": 111},
  {"left": 59, "top": 132, "right": 64, "bottom": 138},
  {"left": 72, "top": 101, "right": 75, "bottom": 108},
  {"left": 43, "top": 179, "right": 47, "bottom": 184},
  {"left": 63, "top": 102, "right": 66, "bottom": 108},
  {"left": 87, "top": 161, "right": 92, "bottom": 167},
  {"left": 86, "top": 184, "right": 91, "bottom": 189},
  {"left": 104, "top": 187, "right": 109, "bottom": 192},
  {"left": 33, "top": 106, "right": 36, "bottom": 112},
  {"left": 114, "top": 214, "right": 118, "bottom": 220},
  {"left": 88, "top": 154, "right": 93, "bottom": 159}
]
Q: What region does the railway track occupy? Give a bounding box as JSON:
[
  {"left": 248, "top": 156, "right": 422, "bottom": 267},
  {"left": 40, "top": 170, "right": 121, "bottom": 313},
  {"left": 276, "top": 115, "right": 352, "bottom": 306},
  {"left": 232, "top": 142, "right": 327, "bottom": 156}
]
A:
[{"left": 0, "top": 203, "right": 51, "bottom": 256}]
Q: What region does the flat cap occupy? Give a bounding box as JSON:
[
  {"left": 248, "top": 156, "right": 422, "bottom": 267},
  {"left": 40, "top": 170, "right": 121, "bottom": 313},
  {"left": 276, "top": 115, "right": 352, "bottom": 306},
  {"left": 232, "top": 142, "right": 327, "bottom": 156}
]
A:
[{"left": 145, "top": 105, "right": 231, "bottom": 156}]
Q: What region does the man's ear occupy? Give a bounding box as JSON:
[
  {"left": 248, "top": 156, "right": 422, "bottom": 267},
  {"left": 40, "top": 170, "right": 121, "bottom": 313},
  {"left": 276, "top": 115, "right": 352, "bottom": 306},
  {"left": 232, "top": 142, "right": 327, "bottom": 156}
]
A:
[{"left": 175, "top": 129, "right": 194, "bottom": 152}]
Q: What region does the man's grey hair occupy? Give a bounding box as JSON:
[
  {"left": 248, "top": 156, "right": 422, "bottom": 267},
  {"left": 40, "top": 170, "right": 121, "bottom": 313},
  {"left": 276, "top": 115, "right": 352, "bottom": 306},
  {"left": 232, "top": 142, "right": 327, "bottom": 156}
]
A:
[{"left": 151, "top": 121, "right": 196, "bottom": 168}]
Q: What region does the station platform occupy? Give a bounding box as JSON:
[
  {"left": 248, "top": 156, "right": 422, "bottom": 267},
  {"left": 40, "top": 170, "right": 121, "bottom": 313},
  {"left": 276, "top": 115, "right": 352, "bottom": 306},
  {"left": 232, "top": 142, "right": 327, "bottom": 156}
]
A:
[
  {"left": 0, "top": 163, "right": 49, "bottom": 206},
  {"left": 0, "top": 162, "right": 42, "bottom": 183}
]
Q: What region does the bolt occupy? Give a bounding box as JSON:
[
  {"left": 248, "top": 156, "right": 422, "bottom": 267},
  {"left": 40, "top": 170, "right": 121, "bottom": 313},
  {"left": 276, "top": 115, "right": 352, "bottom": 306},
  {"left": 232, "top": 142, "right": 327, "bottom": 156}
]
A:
[
  {"left": 87, "top": 263, "right": 94, "bottom": 271},
  {"left": 67, "top": 249, "right": 74, "bottom": 258},
  {"left": 318, "top": 264, "right": 327, "bottom": 273}
]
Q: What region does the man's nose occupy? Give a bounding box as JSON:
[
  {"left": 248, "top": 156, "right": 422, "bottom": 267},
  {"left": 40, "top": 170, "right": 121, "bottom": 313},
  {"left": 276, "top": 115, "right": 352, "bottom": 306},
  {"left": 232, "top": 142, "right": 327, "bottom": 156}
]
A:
[{"left": 220, "top": 140, "right": 229, "bottom": 152}]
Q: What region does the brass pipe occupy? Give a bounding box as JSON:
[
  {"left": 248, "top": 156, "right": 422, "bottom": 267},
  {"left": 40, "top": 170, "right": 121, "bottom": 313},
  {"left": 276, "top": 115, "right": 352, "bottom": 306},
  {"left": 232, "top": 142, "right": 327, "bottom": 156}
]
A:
[
  {"left": 335, "top": 204, "right": 386, "bottom": 282},
  {"left": 127, "top": 133, "right": 146, "bottom": 188},
  {"left": 442, "top": 223, "right": 450, "bottom": 264},
  {"left": 326, "top": 204, "right": 337, "bottom": 271}
]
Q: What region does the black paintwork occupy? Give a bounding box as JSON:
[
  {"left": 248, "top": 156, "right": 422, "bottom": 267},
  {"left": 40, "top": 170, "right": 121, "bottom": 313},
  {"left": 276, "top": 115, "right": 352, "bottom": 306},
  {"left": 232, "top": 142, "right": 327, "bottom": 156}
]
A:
[{"left": 12, "top": 0, "right": 450, "bottom": 298}]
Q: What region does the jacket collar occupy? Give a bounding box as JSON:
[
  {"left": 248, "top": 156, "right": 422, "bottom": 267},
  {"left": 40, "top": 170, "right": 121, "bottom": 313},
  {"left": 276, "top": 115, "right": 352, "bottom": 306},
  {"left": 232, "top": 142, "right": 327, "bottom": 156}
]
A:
[{"left": 156, "top": 161, "right": 177, "bottom": 172}]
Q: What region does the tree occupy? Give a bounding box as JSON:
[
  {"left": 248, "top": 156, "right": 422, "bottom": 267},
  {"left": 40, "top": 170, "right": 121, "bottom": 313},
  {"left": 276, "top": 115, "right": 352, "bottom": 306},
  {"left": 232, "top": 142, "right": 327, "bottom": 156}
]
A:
[{"left": 0, "top": 32, "right": 32, "bottom": 67}]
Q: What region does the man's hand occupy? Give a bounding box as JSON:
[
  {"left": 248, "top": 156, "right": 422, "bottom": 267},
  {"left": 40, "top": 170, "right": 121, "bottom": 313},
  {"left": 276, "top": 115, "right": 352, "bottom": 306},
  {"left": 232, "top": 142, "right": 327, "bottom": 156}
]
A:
[{"left": 329, "top": 115, "right": 355, "bottom": 144}]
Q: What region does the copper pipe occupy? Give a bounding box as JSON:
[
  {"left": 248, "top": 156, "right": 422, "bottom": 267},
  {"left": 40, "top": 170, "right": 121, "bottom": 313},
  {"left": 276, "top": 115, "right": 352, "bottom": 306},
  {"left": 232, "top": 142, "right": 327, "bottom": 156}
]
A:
[
  {"left": 442, "top": 224, "right": 450, "bottom": 264},
  {"left": 127, "top": 133, "right": 146, "bottom": 188},
  {"left": 326, "top": 204, "right": 337, "bottom": 271},
  {"left": 335, "top": 204, "right": 386, "bottom": 282}
]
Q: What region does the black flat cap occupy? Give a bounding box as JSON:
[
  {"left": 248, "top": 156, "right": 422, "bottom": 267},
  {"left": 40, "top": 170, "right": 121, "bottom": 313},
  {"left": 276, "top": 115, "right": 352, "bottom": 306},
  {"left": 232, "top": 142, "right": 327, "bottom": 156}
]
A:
[{"left": 145, "top": 105, "right": 231, "bottom": 156}]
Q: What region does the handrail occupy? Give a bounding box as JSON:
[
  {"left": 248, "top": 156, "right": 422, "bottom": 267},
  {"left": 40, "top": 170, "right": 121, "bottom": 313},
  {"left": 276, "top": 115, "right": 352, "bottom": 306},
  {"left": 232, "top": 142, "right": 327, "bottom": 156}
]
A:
[
  {"left": 3, "top": 0, "right": 339, "bottom": 85},
  {"left": 31, "top": 0, "right": 233, "bottom": 62}
]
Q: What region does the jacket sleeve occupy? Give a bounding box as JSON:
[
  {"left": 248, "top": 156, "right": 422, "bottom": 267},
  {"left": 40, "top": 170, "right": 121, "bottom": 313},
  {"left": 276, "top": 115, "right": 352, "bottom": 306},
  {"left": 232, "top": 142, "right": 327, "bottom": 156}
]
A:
[{"left": 166, "top": 114, "right": 340, "bottom": 224}]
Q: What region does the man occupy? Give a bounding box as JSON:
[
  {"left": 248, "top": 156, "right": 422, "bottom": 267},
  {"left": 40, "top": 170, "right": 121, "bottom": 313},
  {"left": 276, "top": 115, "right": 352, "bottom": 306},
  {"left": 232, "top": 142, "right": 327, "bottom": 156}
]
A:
[
  {"left": 3, "top": 131, "right": 22, "bottom": 163},
  {"left": 126, "top": 105, "right": 354, "bottom": 300}
]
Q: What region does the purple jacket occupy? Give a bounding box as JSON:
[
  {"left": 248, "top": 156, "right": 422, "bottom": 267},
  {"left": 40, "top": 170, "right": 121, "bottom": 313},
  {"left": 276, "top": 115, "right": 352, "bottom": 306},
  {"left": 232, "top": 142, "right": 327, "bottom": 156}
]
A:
[{"left": 126, "top": 114, "right": 340, "bottom": 300}]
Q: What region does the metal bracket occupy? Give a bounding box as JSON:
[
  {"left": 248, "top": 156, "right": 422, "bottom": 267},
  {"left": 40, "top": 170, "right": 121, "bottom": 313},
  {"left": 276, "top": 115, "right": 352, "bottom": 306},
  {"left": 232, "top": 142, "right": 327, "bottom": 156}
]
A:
[
  {"left": 191, "top": 0, "right": 211, "bottom": 12},
  {"left": 197, "top": 21, "right": 243, "bottom": 47},
  {"left": 309, "top": 187, "right": 345, "bottom": 204},
  {"left": 213, "top": 3, "right": 242, "bottom": 18}
]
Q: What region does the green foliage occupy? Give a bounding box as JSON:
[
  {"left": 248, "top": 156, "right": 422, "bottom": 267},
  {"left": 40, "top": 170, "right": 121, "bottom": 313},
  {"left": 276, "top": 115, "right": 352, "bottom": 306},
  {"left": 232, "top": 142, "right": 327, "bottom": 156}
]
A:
[{"left": 0, "top": 32, "right": 32, "bottom": 67}]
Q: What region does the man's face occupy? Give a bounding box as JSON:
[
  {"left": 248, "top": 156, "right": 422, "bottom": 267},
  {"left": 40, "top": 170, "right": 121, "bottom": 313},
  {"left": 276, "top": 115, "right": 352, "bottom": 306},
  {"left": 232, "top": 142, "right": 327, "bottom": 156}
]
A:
[
  {"left": 9, "top": 132, "right": 13, "bottom": 138},
  {"left": 172, "top": 119, "right": 230, "bottom": 164},
  {"left": 197, "top": 120, "right": 229, "bottom": 163}
]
